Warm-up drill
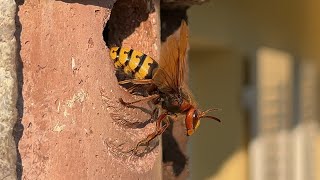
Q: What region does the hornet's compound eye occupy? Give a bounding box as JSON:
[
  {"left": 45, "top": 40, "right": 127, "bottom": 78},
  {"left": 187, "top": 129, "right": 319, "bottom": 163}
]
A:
[
  {"left": 192, "top": 110, "right": 201, "bottom": 132},
  {"left": 192, "top": 110, "right": 198, "bottom": 120}
]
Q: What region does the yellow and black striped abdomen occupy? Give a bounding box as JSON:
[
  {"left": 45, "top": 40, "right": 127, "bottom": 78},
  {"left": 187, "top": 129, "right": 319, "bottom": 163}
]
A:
[{"left": 110, "top": 47, "right": 158, "bottom": 80}]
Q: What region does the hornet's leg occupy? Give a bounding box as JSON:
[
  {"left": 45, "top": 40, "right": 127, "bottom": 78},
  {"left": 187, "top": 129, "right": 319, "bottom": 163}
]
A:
[
  {"left": 127, "top": 84, "right": 153, "bottom": 96},
  {"left": 150, "top": 107, "right": 160, "bottom": 121},
  {"left": 127, "top": 84, "right": 142, "bottom": 94},
  {"left": 119, "top": 94, "right": 160, "bottom": 106},
  {"left": 118, "top": 79, "right": 153, "bottom": 85},
  {"left": 158, "top": 118, "right": 170, "bottom": 134},
  {"left": 132, "top": 112, "right": 169, "bottom": 152}
]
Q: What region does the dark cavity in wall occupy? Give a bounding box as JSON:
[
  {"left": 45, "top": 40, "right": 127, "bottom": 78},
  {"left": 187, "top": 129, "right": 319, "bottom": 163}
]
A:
[
  {"left": 103, "top": 0, "right": 155, "bottom": 89},
  {"left": 103, "top": 0, "right": 155, "bottom": 48},
  {"left": 160, "top": 5, "right": 188, "bottom": 42},
  {"left": 14, "top": 0, "right": 25, "bottom": 179}
]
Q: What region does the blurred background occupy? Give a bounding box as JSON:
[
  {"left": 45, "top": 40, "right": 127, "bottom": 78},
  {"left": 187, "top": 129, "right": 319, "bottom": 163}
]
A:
[{"left": 186, "top": 0, "right": 320, "bottom": 180}]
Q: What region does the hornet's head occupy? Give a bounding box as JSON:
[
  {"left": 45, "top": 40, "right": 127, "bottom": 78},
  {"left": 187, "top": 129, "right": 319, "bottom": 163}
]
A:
[{"left": 185, "top": 107, "right": 221, "bottom": 136}]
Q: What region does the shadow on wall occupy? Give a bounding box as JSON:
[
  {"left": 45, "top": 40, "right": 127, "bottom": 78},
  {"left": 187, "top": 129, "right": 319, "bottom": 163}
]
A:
[
  {"left": 14, "top": 0, "right": 25, "bottom": 179},
  {"left": 162, "top": 119, "right": 187, "bottom": 176}
]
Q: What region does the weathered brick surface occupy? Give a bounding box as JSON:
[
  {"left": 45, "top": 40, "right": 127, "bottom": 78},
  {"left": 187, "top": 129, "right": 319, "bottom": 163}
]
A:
[{"left": 18, "top": 0, "right": 161, "bottom": 179}]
